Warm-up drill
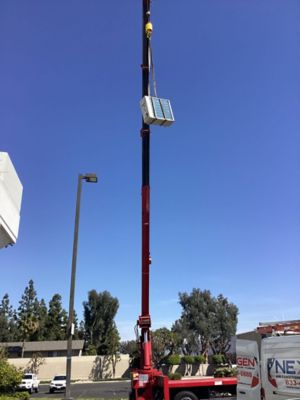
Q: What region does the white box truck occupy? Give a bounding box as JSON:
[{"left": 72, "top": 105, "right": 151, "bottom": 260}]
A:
[{"left": 237, "top": 321, "right": 300, "bottom": 400}]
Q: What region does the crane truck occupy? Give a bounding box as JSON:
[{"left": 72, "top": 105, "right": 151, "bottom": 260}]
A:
[
  {"left": 130, "top": 2, "right": 237, "bottom": 400},
  {"left": 237, "top": 320, "right": 300, "bottom": 400}
]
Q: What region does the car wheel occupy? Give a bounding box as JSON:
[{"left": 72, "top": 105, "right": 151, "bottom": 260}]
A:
[
  {"left": 28, "top": 387, "right": 32, "bottom": 395},
  {"left": 35, "top": 387, "right": 39, "bottom": 393},
  {"left": 50, "top": 388, "right": 54, "bottom": 394},
  {"left": 174, "top": 391, "right": 198, "bottom": 400}
]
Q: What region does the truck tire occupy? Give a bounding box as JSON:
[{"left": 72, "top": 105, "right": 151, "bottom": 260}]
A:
[
  {"left": 28, "top": 387, "right": 32, "bottom": 395},
  {"left": 174, "top": 391, "right": 198, "bottom": 400},
  {"left": 154, "top": 388, "right": 163, "bottom": 400},
  {"left": 129, "top": 390, "right": 135, "bottom": 400},
  {"left": 35, "top": 386, "right": 39, "bottom": 393}
]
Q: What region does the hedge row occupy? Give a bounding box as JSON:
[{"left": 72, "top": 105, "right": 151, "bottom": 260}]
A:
[
  {"left": 165, "top": 354, "right": 228, "bottom": 365},
  {"left": 214, "top": 367, "right": 237, "bottom": 377},
  {"left": 165, "top": 354, "right": 206, "bottom": 365}
]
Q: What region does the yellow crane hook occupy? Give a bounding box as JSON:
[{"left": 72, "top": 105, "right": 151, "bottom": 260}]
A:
[{"left": 145, "top": 22, "right": 153, "bottom": 39}]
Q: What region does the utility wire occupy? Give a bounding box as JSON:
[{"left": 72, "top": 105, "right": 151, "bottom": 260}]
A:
[{"left": 149, "top": 40, "right": 158, "bottom": 97}]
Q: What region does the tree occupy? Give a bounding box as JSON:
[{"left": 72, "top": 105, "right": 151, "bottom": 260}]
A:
[
  {"left": 83, "top": 290, "right": 120, "bottom": 355},
  {"left": 151, "top": 328, "right": 179, "bottom": 367},
  {"left": 106, "top": 325, "right": 121, "bottom": 377},
  {"left": 20, "top": 317, "right": 39, "bottom": 357},
  {"left": 177, "top": 289, "right": 215, "bottom": 355},
  {"left": 120, "top": 340, "right": 138, "bottom": 355},
  {"left": 26, "top": 352, "right": 45, "bottom": 374},
  {"left": 31, "top": 299, "right": 48, "bottom": 341},
  {"left": 77, "top": 320, "right": 86, "bottom": 340},
  {"left": 72, "top": 310, "right": 80, "bottom": 340},
  {"left": 0, "top": 356, "right": 22, "bottom": 393},
  {"left": 0, "top": 294, "right": 17, "bottom": 342},
  {"left": 175, "top": 289, "right": 239, "bottom": 358},
  {"left": 17, "top": 280, "right": 40, "bottom": 355},
  {"left": 18, "top": 280, "right": 38, "bottom": 322},
  {"left": 172, "top": 319, "right": 201, "bottom": 356},
  {"left": 45, "top": 294, "right": 68, "bottom": 340},
  {"left": 119, "top": 340, "right": 139, "bottom": 368},
  {"left": 210, "top": 294, "right": 238, "bottom": 356}
]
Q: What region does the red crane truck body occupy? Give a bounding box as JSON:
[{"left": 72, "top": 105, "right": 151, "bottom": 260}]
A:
[
  {"left": 130, "top": 2, "right": 237, "bottom": 400},
  {"left": 131, "top": 372, "right": 237, "bottom": 400}
]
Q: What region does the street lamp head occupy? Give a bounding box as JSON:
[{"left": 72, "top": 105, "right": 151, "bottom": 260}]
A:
[{"left": 83, "top": 173, "right": 98, "bottom": 183}]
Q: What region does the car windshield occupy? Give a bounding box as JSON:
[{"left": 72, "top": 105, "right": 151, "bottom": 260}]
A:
[
  {"left": 54, "top": 376, "right": 66, "bottom": 381},
  {"left": 23, "top": 375, "right": 33, "bottom": 379}
]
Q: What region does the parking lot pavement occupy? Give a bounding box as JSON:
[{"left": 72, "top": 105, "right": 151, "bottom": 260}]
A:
[{"left": 31, "top": 381, "right": 131, "bottom": 398}]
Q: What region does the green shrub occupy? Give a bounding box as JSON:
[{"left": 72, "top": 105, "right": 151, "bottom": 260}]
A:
[
  {"left": 0, "top": 348, "right": 8, "bottom": 360},
  {"left": 165, "top": 354, "right": 181, "bottom": 365},
  {"left": 2, "top": 392, "right": 30, "bottom": 400},
  {"left": 168, "top": 372, "right": 182, "bottom": 380},
  {"left": 182, "top": 355, "right": 195, "bottom": 364},
  {"left": 212, "top": 354, "right": 226, "bottom": 365},
  {"left": 0, "top": 359, "right": 22, "bottom": 394},
  {"left": 0, "top": 395, "right": 29, "bottom": 400},
  {"left": 214, "top": 367, "right": 226, "bottom": 377},
  {"left": 85, "top": 345, "right": 97, "bottom": 356},
  {"left": 14, "top": 392, "right": 30, "bottom": 400},
  {"left": 214, "top": 367, "right": 237, "bottom": 378},
  {"left": 194, "top": 355, "right": 206, "bottom": 364}
]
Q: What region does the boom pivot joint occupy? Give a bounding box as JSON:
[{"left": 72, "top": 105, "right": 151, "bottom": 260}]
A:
[{"left": 138, "top": 315, "right": 151, "bottom": 329}]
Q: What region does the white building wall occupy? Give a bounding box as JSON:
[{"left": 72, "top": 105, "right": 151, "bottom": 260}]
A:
[{"left": 0, "top": 152, "right": 23, "bottom": 249}]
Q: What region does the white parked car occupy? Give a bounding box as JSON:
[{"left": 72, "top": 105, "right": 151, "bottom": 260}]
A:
[
  {"left": 49, "top": 375, "right": 67, "bottom": 393},
  {"left": 18, "top": 373, "right": 39, "bottom": 394}
]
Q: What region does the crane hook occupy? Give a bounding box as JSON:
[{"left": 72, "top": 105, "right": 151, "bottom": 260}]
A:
[{"left": 145, "top": 22, "right": 153, "bottom": 39}]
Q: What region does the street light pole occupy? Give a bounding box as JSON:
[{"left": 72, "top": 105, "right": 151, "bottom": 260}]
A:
[{"left": 65, "top": 173, "right": 97, "bottom": 400}]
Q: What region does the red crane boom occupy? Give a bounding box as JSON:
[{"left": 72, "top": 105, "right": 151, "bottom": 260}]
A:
[{"left": 130, "top": 3, "right": 237, "bottom": 400}]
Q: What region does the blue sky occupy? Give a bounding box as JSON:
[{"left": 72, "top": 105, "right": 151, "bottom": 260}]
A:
[{"left": 0, "top": 1, "right": 299, "bottom": 340}]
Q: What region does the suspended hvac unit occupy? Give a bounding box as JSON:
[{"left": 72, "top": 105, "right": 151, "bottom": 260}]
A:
[
  {"left": 140, "top": 96, "right": 174, "bottom": 127},
  {"left": 0, "top": 152, "right": 23, "bottom": 249}
]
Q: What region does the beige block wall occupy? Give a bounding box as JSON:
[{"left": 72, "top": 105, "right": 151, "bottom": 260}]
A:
[
  {"left": 8, "top": 355, "right": 130, "bottom": 381},
  {"left": 8, "top": 357, "right": 215, "bottom": 381}
]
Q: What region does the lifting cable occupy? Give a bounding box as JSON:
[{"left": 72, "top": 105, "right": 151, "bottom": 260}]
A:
[
  {"left": 149, "top": 41, "right": 158, "bottom": 98},
  {"left": 145, "top": 0, "right": 158, "bottom": 98}
]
